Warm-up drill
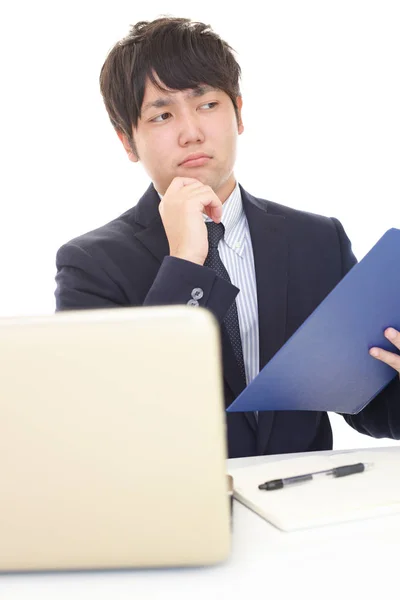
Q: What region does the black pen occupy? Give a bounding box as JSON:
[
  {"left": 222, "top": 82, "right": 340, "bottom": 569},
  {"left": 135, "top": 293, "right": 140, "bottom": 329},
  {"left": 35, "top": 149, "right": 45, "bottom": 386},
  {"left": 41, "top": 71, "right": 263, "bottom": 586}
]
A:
[{"left": 258, "top": 462, "right": 371, "bottom": 491}]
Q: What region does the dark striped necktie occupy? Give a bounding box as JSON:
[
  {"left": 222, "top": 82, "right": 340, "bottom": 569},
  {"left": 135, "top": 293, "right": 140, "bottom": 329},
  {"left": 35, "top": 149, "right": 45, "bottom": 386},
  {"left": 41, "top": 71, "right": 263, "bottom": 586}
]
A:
[{"left": 204, "top": 221, "right": 246, "bottom": 385}]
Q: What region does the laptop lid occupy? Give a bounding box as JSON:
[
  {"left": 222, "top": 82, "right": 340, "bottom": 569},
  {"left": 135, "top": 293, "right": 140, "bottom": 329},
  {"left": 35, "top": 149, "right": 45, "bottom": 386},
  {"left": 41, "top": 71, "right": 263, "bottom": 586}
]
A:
[{"left": 0, "top": 305, "right": 230, "bottom": 571}]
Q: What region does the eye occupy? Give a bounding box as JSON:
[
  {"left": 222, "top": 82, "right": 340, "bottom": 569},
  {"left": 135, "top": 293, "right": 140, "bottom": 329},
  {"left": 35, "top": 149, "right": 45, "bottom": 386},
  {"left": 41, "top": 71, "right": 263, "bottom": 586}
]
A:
[
  {"left": 151, "top": 112, "right": 171, "bottom": 123},
  {"left": 150, "top": 102, "right": 218, "bottom": 123}
]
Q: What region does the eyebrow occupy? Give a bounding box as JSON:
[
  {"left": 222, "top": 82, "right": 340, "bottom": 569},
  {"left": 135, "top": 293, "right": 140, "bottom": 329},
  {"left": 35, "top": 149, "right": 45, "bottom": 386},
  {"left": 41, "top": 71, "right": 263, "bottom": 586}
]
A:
[{"left": 141, "top": 85, "right": 217, "bottom": 115}]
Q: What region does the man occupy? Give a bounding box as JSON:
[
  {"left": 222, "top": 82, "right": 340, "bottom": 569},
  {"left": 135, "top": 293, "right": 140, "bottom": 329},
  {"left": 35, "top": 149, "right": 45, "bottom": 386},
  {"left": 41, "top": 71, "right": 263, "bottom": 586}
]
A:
[{"left": 55, "top": 16, "right": 400, "bottom": 458}]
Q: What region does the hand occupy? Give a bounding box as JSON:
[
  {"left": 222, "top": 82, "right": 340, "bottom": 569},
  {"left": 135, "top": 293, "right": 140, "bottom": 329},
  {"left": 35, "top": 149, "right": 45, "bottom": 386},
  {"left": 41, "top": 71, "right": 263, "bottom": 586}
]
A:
[
  {"left": 369, "top": 328, "right": 400, "bottom": 374},
  {"left": 159, "top": 177, "right": 223, "bottom": 266}
]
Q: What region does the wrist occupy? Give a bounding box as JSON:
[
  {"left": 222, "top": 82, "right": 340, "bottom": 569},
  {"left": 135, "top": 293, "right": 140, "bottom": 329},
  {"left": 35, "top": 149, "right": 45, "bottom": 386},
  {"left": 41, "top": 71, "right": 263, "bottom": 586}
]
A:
[{"left": 170, "top": 252, "right": 204, "bottom": 266}]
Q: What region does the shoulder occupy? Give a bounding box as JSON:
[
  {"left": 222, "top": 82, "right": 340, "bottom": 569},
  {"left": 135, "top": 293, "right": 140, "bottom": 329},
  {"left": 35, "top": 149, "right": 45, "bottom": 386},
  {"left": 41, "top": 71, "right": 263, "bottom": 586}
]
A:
[
  {"left": 55, "top": 204, "right": 144, "bottom": 268},
  {"left": 66, "top": 204, "right": 140, "bottom": 247},
  {"left": 242, "top": 186, "right": 357, "bottom": 275},
  {"left": 56, "top": 183, "right": 161, "bottom": 263},
  {"left": 241, "top": 185, "right": 342, "bottom": 236},
  {"left": 240, "top": 185, "right": 355, "bottom": 270},
  {"left": 257, "top": 194, "right": 336, "bottom": 229},
  {"left": 269, "top": 199, "right": 345, "bottom": 242}
]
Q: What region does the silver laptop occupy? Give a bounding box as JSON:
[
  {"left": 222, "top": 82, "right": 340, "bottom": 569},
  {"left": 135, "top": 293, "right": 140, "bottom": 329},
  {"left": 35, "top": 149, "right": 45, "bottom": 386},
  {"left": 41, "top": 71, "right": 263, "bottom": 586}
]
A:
[{"left": 0, "top": 305, "right": 231, "bottom": 571}]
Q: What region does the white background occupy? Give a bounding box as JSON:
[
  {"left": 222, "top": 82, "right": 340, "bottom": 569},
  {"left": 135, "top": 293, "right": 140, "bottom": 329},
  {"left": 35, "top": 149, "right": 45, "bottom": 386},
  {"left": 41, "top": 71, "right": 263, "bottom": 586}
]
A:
[{"left": 0, "top": 0, "right": 399, "bottom": 450}]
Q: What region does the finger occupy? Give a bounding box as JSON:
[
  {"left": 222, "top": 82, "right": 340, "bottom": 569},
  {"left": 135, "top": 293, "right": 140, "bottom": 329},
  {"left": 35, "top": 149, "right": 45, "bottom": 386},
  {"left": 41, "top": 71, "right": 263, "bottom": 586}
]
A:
[
  {"left": 384, "top": 327, "right": 400, "bottom": 350},
  {"left": 204, "top": 203, "right": 222, "bottom": 222},
  {"left": 190, "top": 187, "right": 223, "bottom": 212},
  {"left": 168, "top": 177, "right": 202, "bottom": 191},
  {"left": 369, "top": 347, "right": 400, "bottom": 372}
]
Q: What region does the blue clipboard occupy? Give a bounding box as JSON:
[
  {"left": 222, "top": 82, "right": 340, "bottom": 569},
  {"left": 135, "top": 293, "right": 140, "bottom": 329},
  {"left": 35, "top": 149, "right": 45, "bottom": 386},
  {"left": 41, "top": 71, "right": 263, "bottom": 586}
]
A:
[{"left": 227, "top": 228, "right": 400, "bottom": 415}]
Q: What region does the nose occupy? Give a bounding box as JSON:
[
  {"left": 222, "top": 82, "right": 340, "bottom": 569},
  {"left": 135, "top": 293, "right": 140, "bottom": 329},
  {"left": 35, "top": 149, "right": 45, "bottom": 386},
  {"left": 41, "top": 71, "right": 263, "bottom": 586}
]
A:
[{"left": 178, "top": 111, "right": 205, "bottom": 146}]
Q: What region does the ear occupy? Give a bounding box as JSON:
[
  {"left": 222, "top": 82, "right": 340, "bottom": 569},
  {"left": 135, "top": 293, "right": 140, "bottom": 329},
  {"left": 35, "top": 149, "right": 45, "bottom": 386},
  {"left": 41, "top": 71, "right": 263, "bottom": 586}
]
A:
[
  {"left": 116, "top": 130, "right": 139, "bottom": 163},
  {"left": 236, "top": 96, "right": 244, "bottom": 135}
]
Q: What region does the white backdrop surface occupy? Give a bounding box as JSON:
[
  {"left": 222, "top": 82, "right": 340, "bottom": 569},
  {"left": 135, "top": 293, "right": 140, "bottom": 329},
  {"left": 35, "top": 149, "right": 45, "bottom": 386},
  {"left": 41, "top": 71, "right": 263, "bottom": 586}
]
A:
[{"left": 0, "top": 0, "right": 399, "bottom": 449}]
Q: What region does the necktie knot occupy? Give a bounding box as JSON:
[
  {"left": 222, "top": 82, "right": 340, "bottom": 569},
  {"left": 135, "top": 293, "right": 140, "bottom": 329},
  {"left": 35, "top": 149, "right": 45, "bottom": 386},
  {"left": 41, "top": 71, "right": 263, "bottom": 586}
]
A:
[{"left": 206, "top": 221, "right": 225, "bottom": 248}]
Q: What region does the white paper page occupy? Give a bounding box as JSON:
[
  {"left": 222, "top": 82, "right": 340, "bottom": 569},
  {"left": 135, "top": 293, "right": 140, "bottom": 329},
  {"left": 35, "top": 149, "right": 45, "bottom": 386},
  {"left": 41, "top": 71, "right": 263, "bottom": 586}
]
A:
[{"left": 230, "top": 449, "right": 400, "bottom": 531}]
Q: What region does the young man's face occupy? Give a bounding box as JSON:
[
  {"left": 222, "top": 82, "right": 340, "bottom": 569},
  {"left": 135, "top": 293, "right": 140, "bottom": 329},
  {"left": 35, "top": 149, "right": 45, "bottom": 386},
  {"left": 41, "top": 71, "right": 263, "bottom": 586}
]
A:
[{"left": 118, "top": 75, "right": 244, "bottom": 200}]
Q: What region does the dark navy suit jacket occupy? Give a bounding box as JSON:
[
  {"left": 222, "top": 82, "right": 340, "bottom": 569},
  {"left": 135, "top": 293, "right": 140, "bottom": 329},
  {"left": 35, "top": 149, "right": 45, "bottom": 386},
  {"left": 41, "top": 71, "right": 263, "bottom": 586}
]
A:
[{"left": 55, "top": 183, "right": 400, "bottom": 458}]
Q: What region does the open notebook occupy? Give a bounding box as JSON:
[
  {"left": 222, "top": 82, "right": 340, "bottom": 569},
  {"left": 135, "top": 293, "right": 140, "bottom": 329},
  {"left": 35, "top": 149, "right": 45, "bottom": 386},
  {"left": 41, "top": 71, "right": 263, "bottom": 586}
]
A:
[{"left": 229, "top": 447, "right": 400, "bottom": 531}]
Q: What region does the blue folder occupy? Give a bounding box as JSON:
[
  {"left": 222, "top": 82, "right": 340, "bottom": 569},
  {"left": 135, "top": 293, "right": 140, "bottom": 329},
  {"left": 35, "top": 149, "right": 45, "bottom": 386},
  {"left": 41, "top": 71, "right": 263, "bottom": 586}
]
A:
[{"left": 227, "top": 228, "right": 400, "bottom": 415}]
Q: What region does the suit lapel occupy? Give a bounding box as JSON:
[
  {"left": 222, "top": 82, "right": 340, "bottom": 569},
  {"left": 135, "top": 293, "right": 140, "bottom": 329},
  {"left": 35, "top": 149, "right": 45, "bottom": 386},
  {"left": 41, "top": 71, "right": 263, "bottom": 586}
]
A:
[
  {"left": 241, "top": 186, "right": 289, "bottom": 454},
  {"left": 134, "top": 184, "right": 170, "bottom": 262}
]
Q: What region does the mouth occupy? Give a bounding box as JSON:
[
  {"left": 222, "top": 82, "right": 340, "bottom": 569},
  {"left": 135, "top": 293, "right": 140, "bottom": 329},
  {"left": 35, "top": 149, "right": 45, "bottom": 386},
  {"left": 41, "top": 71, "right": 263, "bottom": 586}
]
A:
[{"left": 179, "top": 156, "right": 212, "bottom": 168}]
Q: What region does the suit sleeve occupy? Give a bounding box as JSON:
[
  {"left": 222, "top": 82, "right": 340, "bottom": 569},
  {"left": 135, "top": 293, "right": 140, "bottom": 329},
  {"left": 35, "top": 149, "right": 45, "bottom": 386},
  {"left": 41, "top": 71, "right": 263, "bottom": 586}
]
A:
[
  {"left": 55, "top": 242, "right": 239, "bottom": 324},
  {"left": 142, "top": 255, "right": 240, "bottom": 322},
  {"left": 331, "top": 218, "right": 400, "bottom": 439}
]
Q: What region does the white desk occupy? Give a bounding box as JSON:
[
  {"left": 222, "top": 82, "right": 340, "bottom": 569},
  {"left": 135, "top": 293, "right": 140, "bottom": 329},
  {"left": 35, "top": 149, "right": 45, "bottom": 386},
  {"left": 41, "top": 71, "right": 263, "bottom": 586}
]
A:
[{"left": 2, "top": 447, "right": 399, "bottom": 600}]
